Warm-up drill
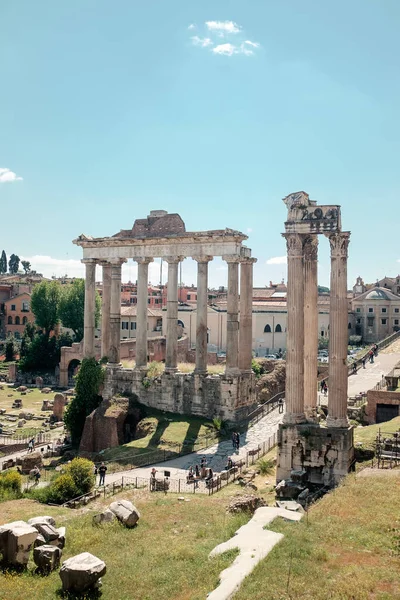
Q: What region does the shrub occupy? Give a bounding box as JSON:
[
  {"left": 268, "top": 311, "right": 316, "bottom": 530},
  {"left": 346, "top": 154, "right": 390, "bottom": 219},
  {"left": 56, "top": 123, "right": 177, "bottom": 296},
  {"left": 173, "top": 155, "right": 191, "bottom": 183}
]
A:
[
  {"left": 5, "top": 337, "right": 16, "bottom": 362},
  {"left": 0, "top": 470, "right": 22, "bottom": 501},
  {"left": 212, "top": 417, "right": 226, "bottom": 434},
  {"left": 251, "top": 359, "right": 262, "bottom": 378},
  {"left": 65, "top": 457, "right": 95, "bottom": 495},
  {"left": 48, "top": 474, "right": 78, "bottom": 504},
  {"left": 257, "top": 457, "right": 275, "bottom": 475},
  {"left": 147, "top": 361, "right": 164, "bottom": 378}
]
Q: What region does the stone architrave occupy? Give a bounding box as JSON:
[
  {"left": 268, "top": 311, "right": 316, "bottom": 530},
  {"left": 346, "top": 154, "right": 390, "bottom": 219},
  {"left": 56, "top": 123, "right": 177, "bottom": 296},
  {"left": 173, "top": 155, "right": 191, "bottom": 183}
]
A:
[
  {"left": 303, "top": 236, "right": 319, "bottom": 421},
  {"left": 326, "top": 232, "right": 351, "bottom": 427},
  {"left": 193, "top": 256, "right": 213, "bottom": 374},
  {"left": 108, "top": 258, "right": 126, "bottom": 365},
  {"left": 239, "top": 258, "right": 256, "bottom": 373},
  {"left": 101, "top": 262, "right": 111, "bottom": 360},
  {"left": 223, "top": 256, "right": 241, "bottom": 376},
  {"left": 134, "top": 258, "right": 154, "bottom": 370},
  {"left": 82, "top": 259, "right": 97, "bottom": 358},
  {"left": 165, "top": 257, "right": 184, "bottom": 374},
  {"left": 282, "top": 234, "right": 306, "bottom": 424}
]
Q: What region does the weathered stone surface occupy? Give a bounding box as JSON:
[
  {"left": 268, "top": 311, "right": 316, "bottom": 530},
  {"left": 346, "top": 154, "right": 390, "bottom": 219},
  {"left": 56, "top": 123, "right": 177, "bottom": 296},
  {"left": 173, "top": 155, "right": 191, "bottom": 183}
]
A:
[
  {"left": 34, "top": 534, "right": 46, "bottom": 548},
  {"left": 55, "top": 527, "right": 66, "bottom": 549},
  {"left": 28, "top": 516, "right": 56, "bottom": 528},
  {"left": 109, "top": 500, "right": 140, "bottom": 528},
  {"left": 0, "top": 520, "right": 38, "bottom": 566},
  {"left": 16, "top": 386, "right": 27, "bottom": 392},
  {"left": 92, "top": 509, "right": 116, "bottom": 525},
  {"left": 227, "top": 495, "right": 267, "bottom": 514},
  {"left": 41, "top": 387, "right": 52, "bottom": 394},
  {"left": 35, "top": 376, "right": 43, "bottom": 389},
  {"left": 33, "top": 544, "right": 62, "bottom": 572},
  {"left": 34, "top": 523, "right": 59, "bottom": 542},
  {"left": 53, "top": 393, "right": 66, "bottom": 420},
  {"left": 59, "top": 552, "right": 106, "bottom": 593},
  {"left": 21, "top": 452, "right": 43, "bottom": 475}
]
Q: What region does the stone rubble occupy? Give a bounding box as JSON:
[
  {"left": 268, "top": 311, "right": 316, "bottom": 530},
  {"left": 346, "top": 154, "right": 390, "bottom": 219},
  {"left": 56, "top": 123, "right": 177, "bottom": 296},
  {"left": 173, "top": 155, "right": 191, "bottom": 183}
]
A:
[
  {"left": 33, "top": 544, "right": 62, "bottom": 572},
  {"left": 59, "top": 552, "right": 106, "bottom": 594}
]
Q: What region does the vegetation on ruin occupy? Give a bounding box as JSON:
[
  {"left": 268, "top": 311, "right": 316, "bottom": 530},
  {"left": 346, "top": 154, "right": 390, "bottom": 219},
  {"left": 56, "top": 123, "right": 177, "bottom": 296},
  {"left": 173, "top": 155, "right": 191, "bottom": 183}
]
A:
[
  {"left": 28, "top": 457, "right": 95, "bottom": 505},
  {"left": 64, "top": 358, "right": 104, "bottom": 446},
  {"left": 58, "top": 278, "right": 101, "bottom": 341},
  {"left": 0, "top": 467, "right": 399, "bottom": 600}
]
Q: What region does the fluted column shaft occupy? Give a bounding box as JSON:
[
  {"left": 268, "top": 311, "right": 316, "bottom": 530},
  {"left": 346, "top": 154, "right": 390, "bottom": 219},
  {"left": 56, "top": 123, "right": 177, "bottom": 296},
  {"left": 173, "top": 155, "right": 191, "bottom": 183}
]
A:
[
  {"left": 82, "top": 259, "right": 97, "bottom": 358},
  {"left": 165, "top": 257, "right": 183, "bottom": 373},
  {"left": 283, "top": 234, "right": 306, "bottom": 424},
  {"left": 101, "top": 263, "right": 111, "bottom": 360},
  {"left": 135, "top": 258, "right": 153, "bottom": 370},
  {"left": 239, "top": 258, "right": 256, "bottom": 372},
  {"left": 326, "top": 232, "right": 351, "bottom": 427},
  {"left": 108, "top": 259, "right": 125, "bottom": 365},
  {"left": 303, "top": 237, "right": 319, "bottom": 421},
  {"left": 224, "top": 257, "right": 240, "bottom": 376},
  {"left": 194, "top": 256, "right": 212, "bottom": 374}
]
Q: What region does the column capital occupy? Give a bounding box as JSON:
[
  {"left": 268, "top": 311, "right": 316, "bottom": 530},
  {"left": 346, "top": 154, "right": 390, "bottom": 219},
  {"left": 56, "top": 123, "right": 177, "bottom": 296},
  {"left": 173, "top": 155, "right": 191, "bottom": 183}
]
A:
[
  {"left": 192, "top": 255, "right": 213, "bottom": 263},
  {"left": 222, "top": 255, "right": 241, "bottom": 264},
  {"left": 134, "top": 257, "right": 154, "bottom": 265},
  {"left": 81, "top": 258, "right": 97, "bottom": 265},
  {"left": 282, "top": 233, "right": 304, "bottom": 257},
  {"left": 108, "top": 258, "right": 127, "bottom": 266},
  {"left": 240, "top": 257, "right": 257, "bottom": 265},
  {"left": 98, "top": 260, "right": 111, "bottom": 267},
  {"left": 303, "top": 236, "right": 318, "bottom": 261},
  {"left": 325, "top": 231, "right": 351, "bottom": 258},
  {"left": 164, "top": 256, "right": 185, "bottom": 264}
]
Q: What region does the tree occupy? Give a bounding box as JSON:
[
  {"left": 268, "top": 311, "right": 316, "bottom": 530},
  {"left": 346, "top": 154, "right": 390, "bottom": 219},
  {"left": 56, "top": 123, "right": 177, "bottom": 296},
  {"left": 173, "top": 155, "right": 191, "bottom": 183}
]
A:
[
  {"left": 58, "top": 279, "right": 101, "bottom": 341},
  {"left": 31, "top": 280, "right": 61, "bottom": 337},
  {"left": 0, "top": 251, "right": 7, "bottom": 274},
  {"left": 64, "top": 358, "right": 104, "bottom": 446},
  {"left": 5, "top": 337, "right": 16, "bottom": 362},
  {"left": 21, "top": 260, "right": 31, "bottom": 274},
  {"left": 8, "top": 254, "right": 20, "bottom": 274},
  {"left": 317, "top": 285, "right": 330, "bottom": 294}
]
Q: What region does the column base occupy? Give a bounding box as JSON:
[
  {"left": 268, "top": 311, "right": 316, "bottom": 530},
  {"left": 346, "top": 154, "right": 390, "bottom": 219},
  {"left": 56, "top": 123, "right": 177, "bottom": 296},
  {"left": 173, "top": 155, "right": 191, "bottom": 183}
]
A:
[
  {"left": 134, "top": 365, "right": 148, "bottom": 373},
  {"left": 225, "top": 367, "right": 241, "bottom": 377},
  {"left": 165, "top": 367, "right": 178, "bottom": 375},
  {"left": 194, "top": 368, "right": 208, "bottom": 376},
  {"left": 282, "top": 412, "right": 307, "bottom": 425},
  {"left": 326, "top": 416, "right": 350, "bottom": 428},
  {"left": 304, "top": 407, "right": 319, "bottom": 423}
]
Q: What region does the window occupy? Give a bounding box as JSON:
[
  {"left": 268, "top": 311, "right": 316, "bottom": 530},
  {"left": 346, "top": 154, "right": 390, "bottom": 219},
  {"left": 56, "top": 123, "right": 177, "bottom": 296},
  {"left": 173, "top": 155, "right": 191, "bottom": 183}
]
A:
[
  {"left": 22, "top": 301, "right": 29, "bottom": 312},
  {"left": 177, "top": 319, "right": 185, "bottom": 328},
  {"left": 148, "top": 299, "right": 151, "bottom": 304},
  {"left": 381, "top": 319, "right": 387, "bottom": 325},
  {"left": 348, "top": 323, "right": 352, "bottom": 329},
  {"left": 275, "top": 324, "right": 282, "bottom": 333},
  {"left": 187, "top": 294, "right": 191, "bottom": 300},
  {"left": 264, "top": 324, "right": 271, "bottom": 333},
  {"left": 395, "top": 308, "right": 399, "bottom": 313},
  {"left": 22, "top": 316, "right": 28, "bottom": 325},
  {"left": 15, "top": 316, "right": 20, "bottom": 325},
  {"left": 320, "top": 330, "right": 324, "bottom": 337},
  {"left": 356, "top": 308, "right": 361, "bottom": 313},
  {"left": 7, "top": 316, "right": 12, "bottom": 325},
  {"left": 368, "top": 308, "right": 373, "bottom": 313},
  {"left": 121, "top": 322, "right": 129, "bottom": 330},
  {"left": 357, "top": 318, "right": 361, "bottom": 324},
  {"left": 395, "top": 320, "right": 399, "bottom": 326},
  {"left": 11, "top": 304, "right": 16, "bottom": 311},
  {"left": 382, "top": 307, "right": 387, "bottom": 313},
  {"left": 367, "top": 317, "right": 374, "bottom": 327},
  {"left": 130, "top": 322, "right": 136, "bottom": 330}
]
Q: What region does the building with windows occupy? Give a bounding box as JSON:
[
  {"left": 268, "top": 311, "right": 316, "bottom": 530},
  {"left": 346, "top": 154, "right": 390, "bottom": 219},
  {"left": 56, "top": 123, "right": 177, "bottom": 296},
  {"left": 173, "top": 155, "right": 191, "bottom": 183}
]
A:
[
  {"left": 352, "top": 287, "right": 400, "bottom": 342},
  {"left": 4, "top": 293, "right": 35, "bottom": 338},
  {"left": 120, "top": 306, "right": 163, "bottom": 339}
]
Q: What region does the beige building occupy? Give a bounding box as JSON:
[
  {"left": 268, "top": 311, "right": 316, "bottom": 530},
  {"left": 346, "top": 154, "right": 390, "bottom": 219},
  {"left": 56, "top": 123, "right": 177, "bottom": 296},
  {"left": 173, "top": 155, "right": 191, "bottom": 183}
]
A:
[
  {"left": 352, "top": 287, "right": 400, "bottom": 342},
  {"left": 120, "top": 306, "right": 163, "bottom": 339}
]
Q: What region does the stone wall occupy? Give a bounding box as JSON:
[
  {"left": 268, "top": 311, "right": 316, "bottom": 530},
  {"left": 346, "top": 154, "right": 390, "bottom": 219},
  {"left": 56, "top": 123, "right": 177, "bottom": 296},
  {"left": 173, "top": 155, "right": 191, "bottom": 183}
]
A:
[{"left": 365, "top": 390, "right": 400, "bottom": 424}]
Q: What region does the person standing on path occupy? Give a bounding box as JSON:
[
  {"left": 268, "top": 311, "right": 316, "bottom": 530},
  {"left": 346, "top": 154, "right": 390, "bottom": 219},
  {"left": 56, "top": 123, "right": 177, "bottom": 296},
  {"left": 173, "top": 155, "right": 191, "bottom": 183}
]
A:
[
  {"left": 98, "top": 462, "right": 107, "bottom": 486},
  {"left": 278, "top": 398, "right": 284, "bottom": 414},
  {"left": 235, "top": 432, "right": 240, "bottom": 452},
  {"left": 362, "top": 357, "right": 366, "bottom": 369},
  {"left": 232, "top": 431, "right": 237, "bottom": 451}
]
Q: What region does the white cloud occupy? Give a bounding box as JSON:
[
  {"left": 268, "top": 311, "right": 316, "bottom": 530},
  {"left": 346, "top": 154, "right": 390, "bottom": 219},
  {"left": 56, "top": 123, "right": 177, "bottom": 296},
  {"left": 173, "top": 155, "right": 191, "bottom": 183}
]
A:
[
  {"left": 188, "top": 24, "right": 196, "bottom": 30},
  {"left": 206, "top": 20, "right": 241, "bottom": 35},
  {"left": 0, "top": 167, "right": 23, "bottom": 183},
  {"left": 246, "top": 227, "right": 253, "bottom": 233},
  {"left": 191, "top": 36, "right": 213, "bottom": 48},
  {"left": 245, "top": 40, "right": 260, "bottom": 48},
  {"left": 266, "top": 256, "right": 287, "bottom": 265},
  {"left": 212, "top": 43, "right": 236, "bottom": 56}
]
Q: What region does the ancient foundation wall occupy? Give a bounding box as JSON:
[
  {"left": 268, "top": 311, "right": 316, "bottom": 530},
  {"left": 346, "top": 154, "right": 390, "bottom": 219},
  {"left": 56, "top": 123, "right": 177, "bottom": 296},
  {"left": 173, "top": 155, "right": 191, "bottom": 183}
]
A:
[
  {"left": 103, "top": 367, "right": 256, "bottom": 422},
  {"left": 276, "top": 423, "right": 354, "bottom": 487},
  {"left": 366, "top": 390, "right": 400, "bottom": 424}
]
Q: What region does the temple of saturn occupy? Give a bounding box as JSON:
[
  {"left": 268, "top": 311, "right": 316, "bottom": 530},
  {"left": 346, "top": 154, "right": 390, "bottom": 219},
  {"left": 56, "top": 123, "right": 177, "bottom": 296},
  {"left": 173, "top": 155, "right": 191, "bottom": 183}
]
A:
[
  {"left": 74, "top": 210, "right": 257, "bottom": 422},
  {"left": 276, "top": 192, "right": 354, "bottom": 488}
]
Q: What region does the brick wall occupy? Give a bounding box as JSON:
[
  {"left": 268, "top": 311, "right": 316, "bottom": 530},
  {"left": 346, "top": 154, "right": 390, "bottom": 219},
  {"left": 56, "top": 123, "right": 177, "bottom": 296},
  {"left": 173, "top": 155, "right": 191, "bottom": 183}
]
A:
[{"left": 365, "top": 389, "right": 400, "bottom": 424}]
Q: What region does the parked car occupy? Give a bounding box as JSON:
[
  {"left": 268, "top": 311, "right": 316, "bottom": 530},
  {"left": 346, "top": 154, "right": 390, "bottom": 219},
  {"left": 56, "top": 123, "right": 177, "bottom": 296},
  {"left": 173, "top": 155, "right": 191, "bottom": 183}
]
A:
[
  {"left": 318, "top": 356, "right": 329, "bottom": 363},
  {"left": 265, "top": 354, "right": 278, "bottom": 359}
]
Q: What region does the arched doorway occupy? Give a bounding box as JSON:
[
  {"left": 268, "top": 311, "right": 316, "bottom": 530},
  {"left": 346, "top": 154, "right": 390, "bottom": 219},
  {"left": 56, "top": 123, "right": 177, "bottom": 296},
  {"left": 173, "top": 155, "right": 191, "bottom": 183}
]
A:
[{"left": 67, "top": 359, "right": 81, "bottom": 386}]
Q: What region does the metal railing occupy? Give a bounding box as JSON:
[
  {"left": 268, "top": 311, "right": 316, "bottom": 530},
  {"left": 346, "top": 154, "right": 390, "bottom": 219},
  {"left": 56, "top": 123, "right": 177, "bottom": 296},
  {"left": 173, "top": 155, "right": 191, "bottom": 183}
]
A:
[{"left": 238, "top": 391, "right": 284, "bottom": 429}]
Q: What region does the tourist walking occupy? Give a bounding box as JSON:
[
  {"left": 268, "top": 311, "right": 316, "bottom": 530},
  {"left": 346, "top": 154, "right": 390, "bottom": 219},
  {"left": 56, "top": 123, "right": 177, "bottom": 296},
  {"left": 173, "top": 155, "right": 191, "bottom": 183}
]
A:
[
  {"left": 278, "top": 397, "right": 284, "bottom": 414},
  {"left": 231, "top": 431, "right": 237, "bottom": 450},
  {"left": 98, "top": 462, "right": 107, "bottom": 486},
  {"left": 362, "top": 357, "right": 366, "bottom": 369},
  {"left": 352, "top": 362, "right": 357, "bottom": 375},
  {"left": 235, "top": 432, "right": 240, "bottom": 451}
]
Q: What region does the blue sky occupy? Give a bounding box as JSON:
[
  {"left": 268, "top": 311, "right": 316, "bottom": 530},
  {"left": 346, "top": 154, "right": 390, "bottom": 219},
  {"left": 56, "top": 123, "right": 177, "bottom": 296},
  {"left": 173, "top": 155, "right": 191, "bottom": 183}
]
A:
[{"left": 1, "top": 0, "right": 400, "bottom": 287}]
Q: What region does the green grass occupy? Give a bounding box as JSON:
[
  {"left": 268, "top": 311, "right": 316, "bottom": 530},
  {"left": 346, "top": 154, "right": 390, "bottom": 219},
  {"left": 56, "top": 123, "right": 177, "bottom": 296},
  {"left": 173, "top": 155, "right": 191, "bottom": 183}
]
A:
[
  {"left": 354, "top": 416, "right": 400, "bottom": 448},
  {"left": 101, "top": 407, "right": 218, "bottom": 463}
]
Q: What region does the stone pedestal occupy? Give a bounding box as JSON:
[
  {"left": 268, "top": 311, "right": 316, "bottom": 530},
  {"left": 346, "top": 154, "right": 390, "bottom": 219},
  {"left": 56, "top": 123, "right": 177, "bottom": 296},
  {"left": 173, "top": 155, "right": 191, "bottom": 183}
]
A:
[{"left": 276, "top": 423, "right": 354, "bottom": 488}]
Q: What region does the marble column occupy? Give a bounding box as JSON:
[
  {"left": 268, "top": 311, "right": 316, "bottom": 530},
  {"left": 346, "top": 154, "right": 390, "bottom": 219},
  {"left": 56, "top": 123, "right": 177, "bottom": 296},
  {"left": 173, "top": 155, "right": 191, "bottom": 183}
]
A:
[
  {"left": 82, "top": 259, "right": 97, "bottom": 358},
  {"left": 108, "top": 258, "right": 125, "bottom": 365},
  {"left": 193, "top": 256, "right": 212, "bottom": 374},
  {"left": 303, "top": 236, "right": 319, "bottom": 421},
  {"left": 239, "top": 258, "right": 256, "bottom": 373},
  {"left": 135, "top": 258, "right": 153, "bottom": 370},
  {"left": 282, "top": 234, "right": 306, "bottom": 424},
  {"left": 326, "top": 232, "right": 351, "bottom": 428},
  {"left": 101, "top": 262, "right": 111, "bottom": 360},
  {"left": 165, "top": 256, "right": 183, "bottom": 373},
  {"left": 223, "top": 257, "right": 241, "bottom": 376}
]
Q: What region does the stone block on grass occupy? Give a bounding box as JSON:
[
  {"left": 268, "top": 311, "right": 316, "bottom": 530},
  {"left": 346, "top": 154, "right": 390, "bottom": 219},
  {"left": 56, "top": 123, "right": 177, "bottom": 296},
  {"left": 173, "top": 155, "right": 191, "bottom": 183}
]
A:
[
  {"left": 33, "top": 544, "right": 62, "bottom": 572},
  {"left": 59, "top": 552, "right": 106, "bottom": 593},
  {"left": 92, "top": 509, "right": 116, "bottom": 526},
  {"left": 0, "top": 520, "right": 38, "bottom": 566},
  {"left": 109, "top": 500, "right": 140, "bottom": 528}
]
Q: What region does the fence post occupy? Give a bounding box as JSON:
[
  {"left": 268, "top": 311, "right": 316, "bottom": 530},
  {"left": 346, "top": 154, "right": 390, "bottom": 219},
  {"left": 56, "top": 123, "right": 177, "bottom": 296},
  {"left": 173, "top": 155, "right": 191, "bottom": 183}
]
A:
[{"left": 178, "top": 479, "right": 180, "bottom": 494}]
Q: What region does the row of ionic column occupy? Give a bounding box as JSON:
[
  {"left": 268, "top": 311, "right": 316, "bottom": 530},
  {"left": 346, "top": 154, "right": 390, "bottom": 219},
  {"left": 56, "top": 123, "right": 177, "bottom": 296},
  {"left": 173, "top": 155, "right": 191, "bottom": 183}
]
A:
[
  {"left": 82, "top": 255, "right": 256, "bottom": 376},
  {"left": 283, "top": 232, "right": 351, "bottom": 428}
]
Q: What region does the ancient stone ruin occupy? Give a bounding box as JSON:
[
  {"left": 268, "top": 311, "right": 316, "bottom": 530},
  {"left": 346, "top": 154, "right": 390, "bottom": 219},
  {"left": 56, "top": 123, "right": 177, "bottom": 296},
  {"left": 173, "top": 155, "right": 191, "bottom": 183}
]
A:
[{"left": 276, "top": 192, "right": 354, "bottom": 491}]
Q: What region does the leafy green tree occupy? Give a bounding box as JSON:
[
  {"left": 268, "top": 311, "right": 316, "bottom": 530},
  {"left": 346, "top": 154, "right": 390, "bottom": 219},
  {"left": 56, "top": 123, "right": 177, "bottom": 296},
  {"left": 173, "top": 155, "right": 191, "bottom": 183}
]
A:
[
  {"left": 58, "top": 279, "right": 101, "bottom": 341},
  {"left": 317, "top": 285, "right": 330, "bottom": 294},
  {"left": 19, "top": 331, "right": 73, "bottom": 372},
  {"left": 31, "top": 280, "right": 61, "bottom": 337},
  {"left": 65, "top": 458, "right": 95, "bottom": 495},
  {"left": 318, "top": 336, "right": 329, "bottom": 350},
  {"left": 8, "top": 254, "right": 20, "bottom": 274},
  {"left": 0, "top": 250, "right": 7, "bottom": 274},
  {"left": 21, "top": 260, "right": 31, "bottom": 274},
  {"left": 64, "top": 358, "right": 104, "bottom": 446},
  {"left": 5, "top": 337, "right": 16, "bottom": 362}
]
